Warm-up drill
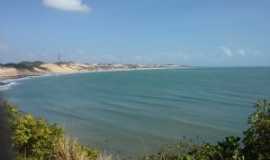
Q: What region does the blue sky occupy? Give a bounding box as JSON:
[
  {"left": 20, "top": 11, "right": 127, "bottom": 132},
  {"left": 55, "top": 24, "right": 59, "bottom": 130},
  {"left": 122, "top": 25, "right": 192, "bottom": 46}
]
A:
[{"left": 0, "top": 0, "right": 269, "bottom": 66}]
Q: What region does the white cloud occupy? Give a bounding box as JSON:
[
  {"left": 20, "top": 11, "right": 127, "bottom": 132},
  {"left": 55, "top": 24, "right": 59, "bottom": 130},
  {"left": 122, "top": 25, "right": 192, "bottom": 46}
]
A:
[
  {"left": 220, "top": 46, "right": 248, "bottom": 57},
  {"left": 220, "top": 46, "right": 233, "bottom": 57},
  {"left": 43, "top": 0, "right": 90, "bottom": 12},
  {"left": 238, "top": 49, "right": 246, "bottom": 56}
]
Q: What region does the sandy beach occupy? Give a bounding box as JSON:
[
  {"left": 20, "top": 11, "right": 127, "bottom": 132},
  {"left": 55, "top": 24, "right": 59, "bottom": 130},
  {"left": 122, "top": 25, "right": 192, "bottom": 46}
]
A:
[
  {"left": 0, "top": 62, "right": 181, "bottom": 88},
  {"left": 0, "top": 63, "right": 93, "bottom": 81}
]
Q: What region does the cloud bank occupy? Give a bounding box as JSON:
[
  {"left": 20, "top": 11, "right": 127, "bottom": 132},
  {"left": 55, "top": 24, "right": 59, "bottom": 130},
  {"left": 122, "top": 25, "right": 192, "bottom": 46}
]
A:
[
  {"left": 220, "top": 46, "right": 233, "bottom": 57},
  {"left": 220, "top": 46, "right": 247, "bottom": 57},
  {"left": 43, "top": 0, "right": 90, "bottom": 12}
]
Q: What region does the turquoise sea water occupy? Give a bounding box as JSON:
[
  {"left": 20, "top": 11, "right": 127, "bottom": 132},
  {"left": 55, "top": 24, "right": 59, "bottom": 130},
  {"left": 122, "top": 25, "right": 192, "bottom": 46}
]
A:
[{"left": 3, "top": 67, "right": 270, "bottom": 156}]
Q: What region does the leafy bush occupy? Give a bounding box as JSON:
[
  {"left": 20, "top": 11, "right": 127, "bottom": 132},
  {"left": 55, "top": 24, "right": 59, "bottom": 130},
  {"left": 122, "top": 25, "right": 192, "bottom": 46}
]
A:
[
  {"left": 2, "top": 61, "right": 45, "bottom": 71},
  {"left": 243, "top": 100, "right": 270, "bottom": 160},
  {"left": 13, "top": 114, "right": 63, "bottom": 159},
  {"left": 53, "top": 136, "right": 98, "bottom": 160},
  {"left": 143, "top": 138, "right": 244, "bottom": 160},
  {"left": 2, "top": 101, "right": 99, "bottom": 160},
  {"left": 3, "top": 101, "right": 63, "bottom": 159}
]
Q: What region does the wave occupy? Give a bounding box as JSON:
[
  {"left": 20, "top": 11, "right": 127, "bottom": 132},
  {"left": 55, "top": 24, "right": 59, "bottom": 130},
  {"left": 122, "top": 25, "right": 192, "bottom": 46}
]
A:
[
  {"left": 0, "top": 76, "right": 34, "bottom": 91},
  {"left": 0, "top": 81, "right": 18, "bottom": 91}
]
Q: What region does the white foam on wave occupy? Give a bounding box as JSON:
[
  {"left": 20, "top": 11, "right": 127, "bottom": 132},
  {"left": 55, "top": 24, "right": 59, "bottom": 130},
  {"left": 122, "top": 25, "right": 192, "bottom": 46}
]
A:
[
  {"left": 0, "top": 76, "right": 32, "bottom": 91},
  {"left": 0, "top": 67, "right": 179, "bottom": 91},
  {"left": 0, "top": 81, "right": 18, "bottom": 91}
]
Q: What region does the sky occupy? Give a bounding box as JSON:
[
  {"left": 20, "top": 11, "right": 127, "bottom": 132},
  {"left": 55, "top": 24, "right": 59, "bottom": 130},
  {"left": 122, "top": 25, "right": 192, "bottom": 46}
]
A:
[{"left": 0, "top": 0, "right": 269, "bottom": 66}]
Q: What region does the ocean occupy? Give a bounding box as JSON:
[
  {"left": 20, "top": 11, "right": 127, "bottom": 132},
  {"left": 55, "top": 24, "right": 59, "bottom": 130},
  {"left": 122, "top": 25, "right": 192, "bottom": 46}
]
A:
[{"left": 3, "top": 67, "right": 270, "bottom": 156}]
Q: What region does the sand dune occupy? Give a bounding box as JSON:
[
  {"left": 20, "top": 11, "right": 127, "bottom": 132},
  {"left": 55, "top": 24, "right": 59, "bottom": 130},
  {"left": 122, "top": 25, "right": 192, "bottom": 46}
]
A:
[
  {"left": 0, "top": 63, "right": 94, "bottom": 80},
  {"left": 40, "top": 63, "right": 88, "bottom": 73},
  {"left": 0, "top": 62, "right": 176, "bottom": 81}
]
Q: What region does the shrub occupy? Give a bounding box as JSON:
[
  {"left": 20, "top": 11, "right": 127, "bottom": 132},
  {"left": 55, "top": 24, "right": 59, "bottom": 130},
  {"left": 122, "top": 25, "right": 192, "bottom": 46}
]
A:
[
  {"left": 2, "top": 101, "right": 99, "bottom": 160},
  {"left": 53, "top": 136, "right": 98, "bottom": 160},
  {"left": 3, "top": 61, "right": 45, "bottom": 71},
  {"left": 3, "top": 101, "right": 63, "bottom": 159},
  {"left": 143, "top": 139, "right": 242, "bottom": 160},
  {"left": 243, "top": 100, "right": 270, "bottom": 160}
]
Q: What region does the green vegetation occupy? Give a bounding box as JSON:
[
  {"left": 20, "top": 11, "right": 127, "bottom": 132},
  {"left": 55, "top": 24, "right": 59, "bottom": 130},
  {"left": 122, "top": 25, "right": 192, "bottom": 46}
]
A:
[
  {"left": 0, "top": 61, "right": 45, "bottom": 71},
  {"left": 143, "top": 99, "right": 270, "bottom": 160},
  {"left": 2, "top": 101, "right": 98, "bottom": 160},
  {"left": 55, "top": 61, "right": 74, "bottom": 65},
  {"left": 1, "top": 100, "right": 269, "bottom": 160},
  {"left": 243, "top": 100, "right": 270, "bottom": 160}
]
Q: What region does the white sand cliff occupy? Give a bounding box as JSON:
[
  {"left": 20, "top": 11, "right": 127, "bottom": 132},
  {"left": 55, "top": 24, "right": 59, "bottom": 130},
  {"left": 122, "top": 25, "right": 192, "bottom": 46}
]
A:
[
  {"left": 0, "top": 63, "right": 94, "bottom": 80},
  {"left": 40, "top": 63, "right": 93, "bottom": 73}
]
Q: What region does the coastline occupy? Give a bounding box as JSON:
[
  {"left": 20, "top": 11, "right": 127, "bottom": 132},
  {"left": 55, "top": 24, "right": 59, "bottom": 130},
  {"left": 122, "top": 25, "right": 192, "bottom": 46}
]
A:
[
  {"left": 0, "top": 66, "right": 183, "bottom": 90},
  {"left": 2, "top": 66, "right": 269, "bottom": 159}
]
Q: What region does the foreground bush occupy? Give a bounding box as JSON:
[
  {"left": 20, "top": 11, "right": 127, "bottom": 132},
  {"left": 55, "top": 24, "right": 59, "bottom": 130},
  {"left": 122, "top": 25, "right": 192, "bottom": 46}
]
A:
[
  {"left": 13, "top": 114, "right": 62, "bottom": 159},
  {"left": 53, "top": 136, "right": 98, "bottom": 160},
  {"left": 243, "top": 100, "right": 270, "bottom": 160},
  {"left": 1, "top": 61, "right": 45, "bottom": 71},
  {"left": 2, "top": 101, "right": 99, "bottom": 160}
]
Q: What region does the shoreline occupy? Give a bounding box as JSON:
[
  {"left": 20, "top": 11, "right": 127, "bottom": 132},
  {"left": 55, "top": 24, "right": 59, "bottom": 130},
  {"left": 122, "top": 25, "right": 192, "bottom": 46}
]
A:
[{"left": 0, "top": 67, "right": 182, "bottom": 90}]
